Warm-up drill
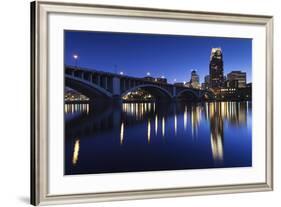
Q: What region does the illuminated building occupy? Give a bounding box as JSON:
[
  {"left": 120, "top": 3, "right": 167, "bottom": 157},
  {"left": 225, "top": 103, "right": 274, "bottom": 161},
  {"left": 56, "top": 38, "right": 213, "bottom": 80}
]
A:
[
  {"left": 155, "top": 77, "right": 167, "bottom": 84},
  {"left": 64, "top": 87, "right": 89, "bottom": 102},
  {"left": 202, "top": 75, "right": 210, "bottom": 89},
  {"left": 201, "top": 83, "right": 206, "bottom": 89},
  {"left": 143, "top": 76, "right": 167, "bottom": 84},
  {"left": 174, "top": 82, "right": 185, "bottom": 87},
  {"left": 227, "top": 71, "right": 247, "bottom": 88},
  {"left": 190, "top": 70, "right": 200, "bottom": 89},
  {"left": 184, "top": 81, "right": 191, "bottom": 88},
  {"left": 209, "top": 48, "right": 224, "bottom": 88},
  {"left": 143, "top": 76, "right": 155, "bottom": 82}
]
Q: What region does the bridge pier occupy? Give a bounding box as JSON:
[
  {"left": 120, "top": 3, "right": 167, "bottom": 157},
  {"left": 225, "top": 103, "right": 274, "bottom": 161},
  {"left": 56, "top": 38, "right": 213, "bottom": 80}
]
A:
[
  {"left": 113, "top": 77, "right": 121, "bottom": 96},
  {"left": 89, "top": 73, "right": 93, "bottom": 83},
  {"left": 104, "top": 76, "right": 108, "bottom": 90},
  {"left": 173, "top": 86, "right": 177, "bottom": 97},
  {"left": 97, "top": 75, "right": 101, "bottom": 86},
  {"left": 172, "top": 96, "right": 178, "bottom": 102},
  {"left": 112, "top": 95, "right": 122, "bottom": 105}
]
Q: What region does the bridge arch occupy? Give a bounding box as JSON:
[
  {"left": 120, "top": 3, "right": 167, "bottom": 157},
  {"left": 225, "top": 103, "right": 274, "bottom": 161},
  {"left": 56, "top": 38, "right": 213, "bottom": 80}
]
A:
[
  {"left": 65, "top": 75, "right": 112, "bottom": 100},
  {"left": 200, "top": 90, "right": 215, "bottom": 100},
  {"left": 121, "top": 84, "right": 173, "bottom": 101},
  {"left": 176, "top": 88, "right": 200, "bottom": 101}
]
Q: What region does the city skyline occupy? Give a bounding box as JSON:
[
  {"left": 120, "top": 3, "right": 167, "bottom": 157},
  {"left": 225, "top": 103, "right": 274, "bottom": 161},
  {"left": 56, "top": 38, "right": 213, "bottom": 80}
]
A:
[{"left": 64, "top": 31, "right": 252, "bottom": 84}]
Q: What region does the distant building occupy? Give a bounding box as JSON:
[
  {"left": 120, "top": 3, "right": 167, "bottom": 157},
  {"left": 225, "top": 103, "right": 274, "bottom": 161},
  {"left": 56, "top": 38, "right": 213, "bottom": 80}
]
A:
[
  {"left": 209, "top": 48, "right": 224, "bottom": 88},
  {"left": 184, "top": 81, "right": 191, "bottom": 88},
  {"left": 216, "top": 82, "right": 251, "bottom": 101},
  {"left": 227, "top": 71, "right": 247, "bottom": 88},
  {"left": 201, "top": 83, "right": 206, "bottom": 89},
  {"left": 155, "top": 77, "right": 167, "bottom": 84},
  {"left": 143, "top": 76, "right": 168, "bottom": 84},
  {"left": 64, "top": 87, "right": 89, "bottom": 102},
  {"left": 174, "top": 82, "right": 185, "bottom": 87},
  {"left": 143, "top": 76, "right": 155, "bottom": 82},
  {"left": 190, "top": 70, "right": 200, "bottom": 89},
  {"left": 246, "top": 83, "right": 252, "bottom": 88},
  {"left": 204, "top": 75, "right": 210, "bottom": 89},
  {"left": 223, "top": 75, "right": 227, "bottom": 87}
]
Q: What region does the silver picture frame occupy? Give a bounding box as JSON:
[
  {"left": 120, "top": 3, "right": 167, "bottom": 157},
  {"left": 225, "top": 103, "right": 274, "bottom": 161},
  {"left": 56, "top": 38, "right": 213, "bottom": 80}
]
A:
[{"left": 31, "top": 1, "right": 273, "bottom": 205}]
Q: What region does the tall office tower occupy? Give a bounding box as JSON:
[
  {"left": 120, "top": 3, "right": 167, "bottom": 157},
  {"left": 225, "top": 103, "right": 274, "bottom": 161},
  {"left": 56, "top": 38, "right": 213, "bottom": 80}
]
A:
[
  {"left": 190, "top": 70, "right": 200, "bottom": 89},
  {"left": 209, "top": 48, "right": 224, "bottom": 88}
]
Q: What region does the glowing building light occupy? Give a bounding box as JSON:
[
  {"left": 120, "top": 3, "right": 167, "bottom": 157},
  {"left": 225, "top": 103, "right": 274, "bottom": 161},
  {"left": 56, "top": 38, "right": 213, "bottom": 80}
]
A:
[
  {"left": 73, "top": 54, "right": 79, "bottom": 67},
  {"left": 73, "top": 54, "right": 78, "bottom": 59}
]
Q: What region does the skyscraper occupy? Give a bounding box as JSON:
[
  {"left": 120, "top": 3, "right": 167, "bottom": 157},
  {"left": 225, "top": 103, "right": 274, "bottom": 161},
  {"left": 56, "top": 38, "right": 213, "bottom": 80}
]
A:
[
  {"left": 209, "top": 48, "right": 224, "bottom": 88},
  {"left": 190, "top": 70, "right": 200, "bottom": 89}
]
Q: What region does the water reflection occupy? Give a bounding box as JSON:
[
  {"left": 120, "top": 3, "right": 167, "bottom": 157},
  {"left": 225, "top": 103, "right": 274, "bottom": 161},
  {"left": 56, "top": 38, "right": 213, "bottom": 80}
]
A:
[
  {"left": 147, "top": 119, "right": 151, "bottom": 144},
  {"left": 123, "top": 102, "right": 155, "bottom": 117},
  {"left": 162, "top": 116, "right": 165, "bottom": 137},
  {"left": 65, "top": 101, "right": 252, "bottom": 174},
  {"left": 120, "top": 122, "right": 124, "bottom": 145},
  {"left": 72, "top": 139, "right": 80, "bottom": 166},
  {"left": 184, "top": 106, "right": 187, "bottom": 131},
  {"left": 155, "top": 115, "right": 158, "bottom": 136},
  {"left": 174, "top": 114, "right": 177, "bottom": 136},
  {"left": 208, "top": 102, "right": 224, "bottom": 162},
  {"left": 191, "top": 106, "right": 201, "bottom": 139},
  {"left": 65, "top": 103, "right": 89, "bottom": 114}
]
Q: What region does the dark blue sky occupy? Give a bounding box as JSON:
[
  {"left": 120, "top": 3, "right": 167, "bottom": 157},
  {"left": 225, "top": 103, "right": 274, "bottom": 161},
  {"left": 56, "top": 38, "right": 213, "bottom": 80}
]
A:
[{"left": 65, "top": 31, "right": 252, "bottom": 84}]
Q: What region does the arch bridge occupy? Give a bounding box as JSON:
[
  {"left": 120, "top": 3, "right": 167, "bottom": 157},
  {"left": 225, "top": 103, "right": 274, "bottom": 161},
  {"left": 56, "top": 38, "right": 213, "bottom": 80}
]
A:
[{"left": 65, "top": 66, "right": 214, "bottom": 102}]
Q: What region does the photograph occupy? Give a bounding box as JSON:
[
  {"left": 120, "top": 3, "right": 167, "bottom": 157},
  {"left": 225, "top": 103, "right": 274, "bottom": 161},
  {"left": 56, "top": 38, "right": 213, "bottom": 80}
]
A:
[{"left": 64, "top": 31, "right": 252, "bottom": 175}]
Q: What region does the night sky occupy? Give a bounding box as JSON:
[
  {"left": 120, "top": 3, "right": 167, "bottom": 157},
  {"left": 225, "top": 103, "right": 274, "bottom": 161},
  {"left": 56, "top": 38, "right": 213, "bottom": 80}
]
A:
[{"left": 64, "top": 30, "right": 252, "bottom": 84}]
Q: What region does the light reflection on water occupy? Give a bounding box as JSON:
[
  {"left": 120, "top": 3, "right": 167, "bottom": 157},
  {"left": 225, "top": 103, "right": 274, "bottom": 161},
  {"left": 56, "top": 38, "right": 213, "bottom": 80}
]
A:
[
  {"left": 155, "top": 115, "right": 158, "bottom": 136},
  {"left": 147, "top": 119, "right": 151, "bottom": 144},
  {"left": 65, "top": 103, "right": 89, "bottom": 114},
  {"left": 65, "top": 101, "right": 252, "bottom": 175},
  {"left": 72, "top": 139, "right": 80, "bottom": 166},
  {"left": 162, "top": 116, "right": 165, "bottom": 137},
  {"left": 120, "top": 122, "right": 124, "bottom": 145}
]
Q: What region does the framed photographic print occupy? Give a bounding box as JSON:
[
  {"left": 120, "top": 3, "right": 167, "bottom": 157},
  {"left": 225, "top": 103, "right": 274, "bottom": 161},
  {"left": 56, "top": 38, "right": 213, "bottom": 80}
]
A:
[{"left": 31, "top": 1, "right": 273, "bottom": 205}]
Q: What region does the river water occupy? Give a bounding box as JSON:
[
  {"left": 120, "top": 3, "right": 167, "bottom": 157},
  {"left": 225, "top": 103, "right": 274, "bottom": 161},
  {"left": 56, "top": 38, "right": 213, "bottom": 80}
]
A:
[{"left": 64, "top": 101, "right": 252, "bottom": 175}]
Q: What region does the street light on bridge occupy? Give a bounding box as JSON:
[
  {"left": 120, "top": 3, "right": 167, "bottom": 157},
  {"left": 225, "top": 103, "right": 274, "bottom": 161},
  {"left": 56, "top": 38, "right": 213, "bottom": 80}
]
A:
[
  {"left": 73, "top": 54, "right": 78, "bottom": 68},
  {"left": 147, "top": 72, "right": 151, "bottom": 76}
]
